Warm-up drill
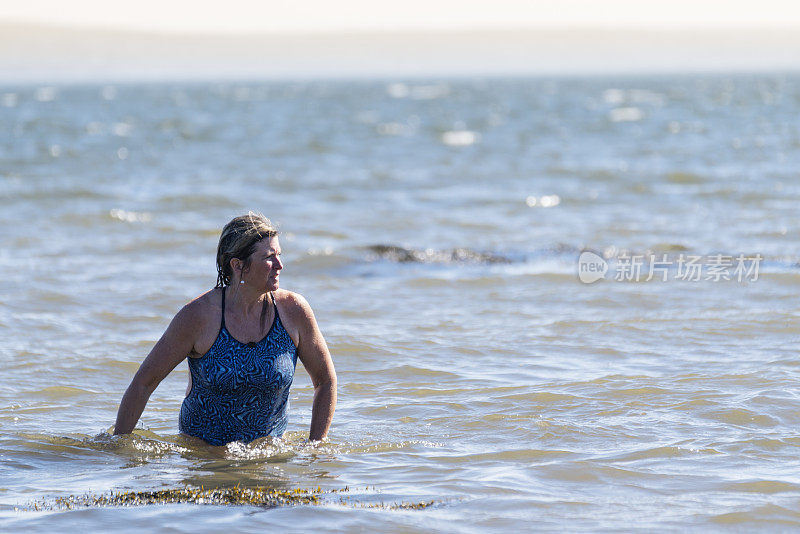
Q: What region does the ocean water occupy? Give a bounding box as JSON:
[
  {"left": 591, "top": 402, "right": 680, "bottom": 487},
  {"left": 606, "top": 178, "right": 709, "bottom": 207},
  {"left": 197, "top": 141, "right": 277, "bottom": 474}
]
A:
[{"left": 1, "top": 74, "right": 799, "bottom": 532}]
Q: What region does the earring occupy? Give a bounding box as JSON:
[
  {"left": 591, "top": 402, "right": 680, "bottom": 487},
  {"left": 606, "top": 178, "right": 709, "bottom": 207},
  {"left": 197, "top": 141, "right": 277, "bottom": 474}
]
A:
[{"left": 240, "top": 280, "right": 245, "bottom": 284}]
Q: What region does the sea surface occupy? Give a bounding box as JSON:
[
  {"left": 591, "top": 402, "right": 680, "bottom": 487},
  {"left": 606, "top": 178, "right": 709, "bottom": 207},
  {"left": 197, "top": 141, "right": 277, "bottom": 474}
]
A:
[{"left": 1, "top": 74, "right": 799, "bottom": 532}]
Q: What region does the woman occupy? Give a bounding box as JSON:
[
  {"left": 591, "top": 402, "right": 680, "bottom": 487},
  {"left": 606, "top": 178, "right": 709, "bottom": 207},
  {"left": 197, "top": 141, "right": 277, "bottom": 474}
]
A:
[{"left": 114, "top": 213, "right": 336, "bottom": 445}]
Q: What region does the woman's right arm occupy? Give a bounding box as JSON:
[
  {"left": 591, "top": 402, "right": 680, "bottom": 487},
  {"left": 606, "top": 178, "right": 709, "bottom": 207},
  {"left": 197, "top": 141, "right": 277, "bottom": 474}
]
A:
[{"left": 113, "top": 303, "right": 200, "bottom": 435}]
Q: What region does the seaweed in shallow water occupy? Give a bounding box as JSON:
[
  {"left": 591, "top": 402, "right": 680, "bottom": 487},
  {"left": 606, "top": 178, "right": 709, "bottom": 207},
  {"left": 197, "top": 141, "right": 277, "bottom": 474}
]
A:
[{"left": 22, "top": 485, "right": 436, "bottom": 511}]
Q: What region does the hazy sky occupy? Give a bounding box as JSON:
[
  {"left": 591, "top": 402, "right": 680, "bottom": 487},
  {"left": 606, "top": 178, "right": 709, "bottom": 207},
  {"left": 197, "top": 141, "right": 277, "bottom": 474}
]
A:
[{"left": 4, "top": 0, "right": 800, "bottom": 33}]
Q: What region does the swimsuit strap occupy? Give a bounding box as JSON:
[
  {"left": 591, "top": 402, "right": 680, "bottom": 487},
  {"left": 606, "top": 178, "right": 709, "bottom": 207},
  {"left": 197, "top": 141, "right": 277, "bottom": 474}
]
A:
[
  {"left": 220, "top": 287, "right": 227, "bottom": 329},
  {"left": 270, "top": 292, "right": 280, "bottom": 322}
]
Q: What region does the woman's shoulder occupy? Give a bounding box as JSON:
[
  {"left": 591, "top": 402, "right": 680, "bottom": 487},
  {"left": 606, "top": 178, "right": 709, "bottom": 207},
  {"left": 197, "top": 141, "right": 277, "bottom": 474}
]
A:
[
  {"left": 273, "top": 289, "right": 317, "bottom": 343},
  {"left": 175, "top": 288, "right": 223, "bottom": 328},
  {"left": 273, "top": 289, "right": 313, "bottom": 317}
]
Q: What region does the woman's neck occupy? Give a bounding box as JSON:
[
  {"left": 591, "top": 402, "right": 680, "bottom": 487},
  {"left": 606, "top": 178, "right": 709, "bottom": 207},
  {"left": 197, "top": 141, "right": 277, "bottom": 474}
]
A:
[{"left": 226, "top": 285, "right": 268, "bottom": 316}]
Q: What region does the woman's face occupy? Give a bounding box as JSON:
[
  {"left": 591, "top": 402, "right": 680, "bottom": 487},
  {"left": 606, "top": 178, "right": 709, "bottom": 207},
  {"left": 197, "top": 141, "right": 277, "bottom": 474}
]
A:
[{"left": 243, "top": 236, "right": 283, "bottom": 291}]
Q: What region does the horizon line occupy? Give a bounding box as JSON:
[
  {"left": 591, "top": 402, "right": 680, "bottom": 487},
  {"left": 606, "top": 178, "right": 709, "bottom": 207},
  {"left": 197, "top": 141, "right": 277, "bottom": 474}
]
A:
[{"left": 4, "top": 19, "right": 800, "bottom": 37}]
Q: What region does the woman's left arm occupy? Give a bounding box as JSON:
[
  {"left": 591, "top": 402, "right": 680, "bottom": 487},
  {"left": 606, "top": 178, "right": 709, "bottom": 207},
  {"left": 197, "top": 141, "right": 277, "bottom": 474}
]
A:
[{"left": 289, "top": 293, "right": 337, "bottom": 441}]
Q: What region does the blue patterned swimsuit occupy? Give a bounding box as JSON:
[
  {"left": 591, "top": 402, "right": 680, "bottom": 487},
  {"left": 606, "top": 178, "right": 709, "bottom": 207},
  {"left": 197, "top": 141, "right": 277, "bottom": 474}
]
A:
[{"left": 179, "top": 290, "right": 298, "bottom": 446}]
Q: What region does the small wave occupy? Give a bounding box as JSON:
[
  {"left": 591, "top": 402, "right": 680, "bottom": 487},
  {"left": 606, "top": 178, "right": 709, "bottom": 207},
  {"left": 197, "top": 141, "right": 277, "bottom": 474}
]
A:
[
  {"left": 540, "top": 462, "right": 662, "bottom": 483},
  {"left": 108, "top": 209, "right": 152, "bottom": 223},
  {"left": 325, "top": 438, "right": 445, "bottom": 455},
  {"left": 107, "top": 430, "right": 437, "bottom": 462},
  {"left": 721, "top": 480, "right": 800, "bottom": 494},
  {"left": 364, "top": 245, "right": 511, "bottom": 264},
  {"left": 34, "top": 87, "right": 57, "bottom": 102},
  {"left": 10, "top": 430, "right": 320, "bottom": 462},
  {"left": 430, "top": 448, "right": 574, "bottom": 464},
  {"left": 602, "top": 445, "right": 696, "bottom": 463},
  {"left": 14, "top": 431, "right": 189, "bottom": 458},
  {"left": 608, "top": 107, "right": 644, "bottom": 122},
  {"left": 441, "top": 130, "right": 480, "bottom": 147},
  {"left": 26, "top": 386, "right": 98, "bottom": 398},
  {"left": 356, "top": 243, "right": 800, "bottom": 275},
  {"left": 666, "top": 171, "right": 707, "bottom": 184},
  {"left": 156, "top": 194, "right": 242, "bottom": 210},
  {"left": 710, "top": 504, "right": 800, "bottom": 525},
  {"left": 386, "top": 83, "right": 450, "bottom": 100},
  {"left": 701, "top": 408, "right": 780, "bottom": 428},
  {"left": 2, "top": 92, "right": 18, "bottom": 107}
]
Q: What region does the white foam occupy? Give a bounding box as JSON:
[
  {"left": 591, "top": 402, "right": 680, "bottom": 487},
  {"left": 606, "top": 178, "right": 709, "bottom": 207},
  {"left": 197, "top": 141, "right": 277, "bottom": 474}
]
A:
[
  {"left": 609, "top": 107, "right": 644, "bottom": 122},
  {"left": 442, "top": 130, "right": 479, "bottom": 147}
]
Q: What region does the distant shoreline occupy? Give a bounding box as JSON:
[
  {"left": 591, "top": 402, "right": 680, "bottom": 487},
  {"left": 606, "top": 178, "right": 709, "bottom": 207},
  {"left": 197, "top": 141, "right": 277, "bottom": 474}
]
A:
[{"left": 3, "top": 22, "right": 800, "bottom": 82}]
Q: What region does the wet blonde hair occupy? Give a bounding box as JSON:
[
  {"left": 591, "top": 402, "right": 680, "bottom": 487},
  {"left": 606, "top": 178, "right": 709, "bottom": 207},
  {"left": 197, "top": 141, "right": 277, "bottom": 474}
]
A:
[{"left": 215, "top": 212, "right": 278, "bottom": 288}]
